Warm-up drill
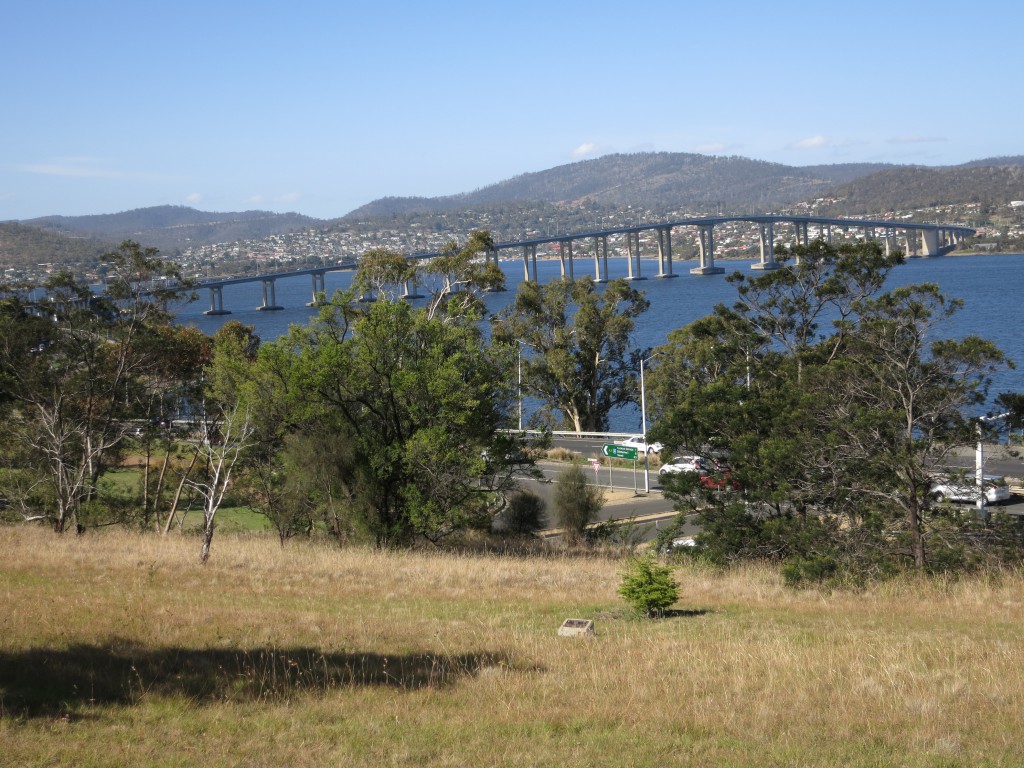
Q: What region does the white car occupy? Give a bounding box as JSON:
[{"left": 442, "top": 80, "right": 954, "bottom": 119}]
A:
[
  {"left": 615, "top": 435, "right": 664, "bottom": 454},
  {"left": 658, "top": 456, "right": 707, "bottom": 475},
  {"left": 931, "top": 475, "right": 1011, "bottom": 505}
]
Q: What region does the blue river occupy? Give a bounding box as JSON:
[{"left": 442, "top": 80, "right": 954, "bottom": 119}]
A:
[{"left": 175, "top": 253, "right": 1024, "bottom": 432}]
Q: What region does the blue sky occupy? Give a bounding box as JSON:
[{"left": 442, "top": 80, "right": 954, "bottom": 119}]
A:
[{"left": 2, "top": 0, "right": 1020, "bottom": 221}]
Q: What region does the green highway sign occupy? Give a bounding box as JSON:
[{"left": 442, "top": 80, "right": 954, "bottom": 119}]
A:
[{"left": 602, "top": 444, "right": 638, "bottom": 460}]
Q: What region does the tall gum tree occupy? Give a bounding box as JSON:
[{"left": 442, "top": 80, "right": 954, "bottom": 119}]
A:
[
  {"left": 493, "top": 276, "right": 650, "bottom": 433},
  {"left": 0, "top": 241, "right": 192, "bottom": 532},
  {"left": 649, "top": 241, "right": 1010, "bottom": 571}
]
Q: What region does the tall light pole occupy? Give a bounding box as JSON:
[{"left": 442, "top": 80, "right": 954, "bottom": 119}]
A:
[
  {"left": 976, "top": 412, "right": 1009, "bottom": 522},
  {"left": 640, "top": 351, "right": 661, "bottom": 494}
]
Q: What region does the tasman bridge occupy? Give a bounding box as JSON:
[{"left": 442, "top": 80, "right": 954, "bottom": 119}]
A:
[{"left": 197, "top": 214, "right": 975, "bottom": 315}]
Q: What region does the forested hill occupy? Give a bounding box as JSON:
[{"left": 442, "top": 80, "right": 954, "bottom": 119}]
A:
[
  {"left": 0, "top": 221, "right": 112, "bottom": 274},
  {"left": 21, "top": 206, "right": 319, "bottom": 254},
  {"left": 819, "top": 157, "right": 1024, "bottom": 215},
  {"left": 344, "top": 153, "right": 894, "bottom": 219}
]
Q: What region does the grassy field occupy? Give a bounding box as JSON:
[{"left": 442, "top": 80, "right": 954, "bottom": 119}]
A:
[{"left": 2, "top": 527, "right": 1024, "bottom": 766}]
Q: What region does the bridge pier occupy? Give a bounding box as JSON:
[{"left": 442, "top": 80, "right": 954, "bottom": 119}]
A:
[
  {"left": 203, "top": 285, "right": 231, "bottom": 316},
  {"left": 558, "top": 240, "right": 575, "bottom": 281},
  {"left": 690, "top": 225, "right": 724, "bottom": 275},
  {"left": 655, "top": 226, "right": 677, "bottom": 278},
  {"left": 626, "top": 231, "right": 646, "bottom": 281},
  {"left": 752, "top": 222, "right": 779, "bottom": 270},
  {"left": 258, "top": 278, "right": 284, "bottom": 311},
  {"left": 521, "top": 244, "right": 538, "bottom": 282},
  {"left": 882, "top": 228, "right": 896, "bottom": 256},
  {"left": 921, "top": 228, "right": 941, "bottom": 257},
  {"left": 402, "top": 279, "right": 423, "bottom": 299},
  {"left": 592, "top": 235, "right": 608, "bottom": 282},
  {"left": 307, "top": 271, "right": 326, "bottom": 307}
]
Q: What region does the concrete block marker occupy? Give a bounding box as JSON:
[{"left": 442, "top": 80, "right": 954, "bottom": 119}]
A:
[{"left": 558, "top": 618, "right": 595, "bottom": 638}]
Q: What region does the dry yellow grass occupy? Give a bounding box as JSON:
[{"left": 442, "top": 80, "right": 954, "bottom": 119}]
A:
[{"left": 2, "top": 526, "right": 1024, "bottom": 766}]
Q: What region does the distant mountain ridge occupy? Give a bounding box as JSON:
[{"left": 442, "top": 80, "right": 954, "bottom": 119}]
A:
[
  {"left": 7, "top": 153, "right": 1024, "bottom": 272},
  {"left": 821, "top": 157, "right": 1024, "bottom": 215},
  {"left": 343, "top": 153, "right": 896, "bottom": 219},
  {"left": 21, "top": 205, "right": 318, "bottom": 254}
]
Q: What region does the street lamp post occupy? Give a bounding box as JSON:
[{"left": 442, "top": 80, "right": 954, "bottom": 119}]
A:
[
  {"left": 976, "top": 412, "right": 1009, "bottom": 522},
  {"left": 640, "top": 351, "right": 661, "bottom": 494}
]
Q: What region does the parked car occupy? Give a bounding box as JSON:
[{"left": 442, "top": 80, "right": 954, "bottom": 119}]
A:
[
  {"left": 698, "top": 470, "right": 742, "bottom": 491},
  {"left": 658, "top": 455, "right": 707, "bottom": 475},
  {"left": 931, "top": 475, "right": 1011, "bottom": 505},
  {"left": 616, "top": 435, "right": 665, "bottom": 454}
]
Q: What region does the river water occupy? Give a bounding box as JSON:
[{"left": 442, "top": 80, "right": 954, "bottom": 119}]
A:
[{"left": 174, "top": 253, "right": 1024, "bottom": 432}]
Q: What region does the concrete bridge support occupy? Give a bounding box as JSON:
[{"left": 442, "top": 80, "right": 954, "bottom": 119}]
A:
[
  {"left": 881, "top": 228, "right": 896, "bottom": 256},
  {"left": 204, "top": 285, "right": 231, "bottom": 316},
  {"left": 401, "top": 279, "right": 423, "bottom": 299},
  {"left": 558, "top": 240, "right": 575, "bottom": 280},
  {"left": 753, "top": 222, "right": 779, "bottom": 270},
  {"left": 521, "top": 244, "right": 538, "bottom": 282},
  {"left": 258, "top": 278, "right": 284, "bottom": 311},
  {"left": 795, "top": 221, "right": 810, "bottom": 246},
  {"left": 625, "top": 231, "right": 646, "bottom": 281},
  {"left": 921, "top": 228, "right": 940, "bottom": 257},
  {"left": 592, "top": 235, "right": 609, "bottom": 282},
  {"left": 307, "top": 271, "right": 326, "bottom": 306},
  {"left": 655, "top": 226, "right": 677, "bottom": 278},
  {"left": 691, "top": 225, "right": 724, "bottom": 275}
]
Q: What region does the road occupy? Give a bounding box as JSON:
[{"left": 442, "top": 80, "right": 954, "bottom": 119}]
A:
[{"left": 531, "top": 437, "right": 1024, "bottom": 537}]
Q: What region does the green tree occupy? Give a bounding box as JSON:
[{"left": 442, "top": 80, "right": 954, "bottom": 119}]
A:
[
  {"left": 242, "top": 297, "right": 534, "bottom": 547},
  {"left": 190, "top": 323, "right": 260, "bottom": 563},
  {"left": 421, "top": 230, "right": 505, "bottom": 320},
  {"left": 650, "top": 241, "right": 1010, "bottom": 573},
  {"left": 494, "top": 277, "right": 650, "bottom": 432},
  {"left": 618, "top": 555, "right": 679, "bottom": 617},
  {"left": 0, "top": 241, "right": 191, "bottom": 532},
  {"left": 553, "top": 462, "right": 604, "bottom": 545},
  {"left": 354, "top": 247, "right": 417, "bottom": 301},
  {"left": 824, "top": 284, "right": 1007, "bottom": 568}
]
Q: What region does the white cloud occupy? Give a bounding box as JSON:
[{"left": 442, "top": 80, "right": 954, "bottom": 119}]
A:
[
  {"left": 571, "top": 143, "right": 599, "bottom": 158},
  {"left": 185, "top": 192, "right": 203, "bottom": 206},
  {"left": 887, "top": 134, "right": 947, "bottom": 145},
  {"left": 788, "top": 135, "right": 831, "bottom": 150},
  {"left": 695, "top": 142, "right": 727, "bottom": 154},
  {"left": 20, "top": 157, "right": 123, "bottom": 178}
]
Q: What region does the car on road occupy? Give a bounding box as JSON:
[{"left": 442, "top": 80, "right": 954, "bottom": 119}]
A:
[
  {"left": 658, "top": 455, "right": 707, "bottom": 475},
  {"left": 616, "top": 435, "right": 664, "bottom": 454},
  {"left": 931, "top": 475, "right": 1011, "bottom": 505},
  {"left": 698, "top": 470, "right": 742, "bottom": 491}
]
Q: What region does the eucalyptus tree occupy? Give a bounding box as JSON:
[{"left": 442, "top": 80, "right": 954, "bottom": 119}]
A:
[
  {"left": 0, "top": 241, "right": 192, "bottom": 532},
  {"left": 354, "top": 247, "right": 417, "bottom": 301},
  {"left": 420, "top": 229, "right": 505, "bottom": 319},
  {"left": 649, "top": 241, "right": 1010, "bottom": 573},
  {"left": 493, "top": 276, "right": 650, "bottom": 433},
  {"left": 823, "top": 284, "right": 1007, "bottom": 568},
  {"left": 239, "top": 291, "right": 535, "bottom": 547}
]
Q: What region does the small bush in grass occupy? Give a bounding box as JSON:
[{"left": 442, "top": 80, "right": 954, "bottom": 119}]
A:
[
  {"left": 503, "top": 490, "right": 546, "bottom": 535},
  {"left": 553, "top": 462, "right": 604, "bottom": 545},
  {"left": 618, "top": 554, "right": 679, "bottom": 617}
]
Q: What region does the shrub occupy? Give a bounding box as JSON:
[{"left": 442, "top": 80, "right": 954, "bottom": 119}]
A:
[
  {"left": 503, "top": 490, "right": 546, "bottom": 536},
  {"left": 618, "top": 554, "right": 679, "bottom": 617},
  {"left": 781, "top": 555, "right": 839, "bottom": 587},
  {"left": 553, "top": 462, "right": 604, "bottom": 545}
]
